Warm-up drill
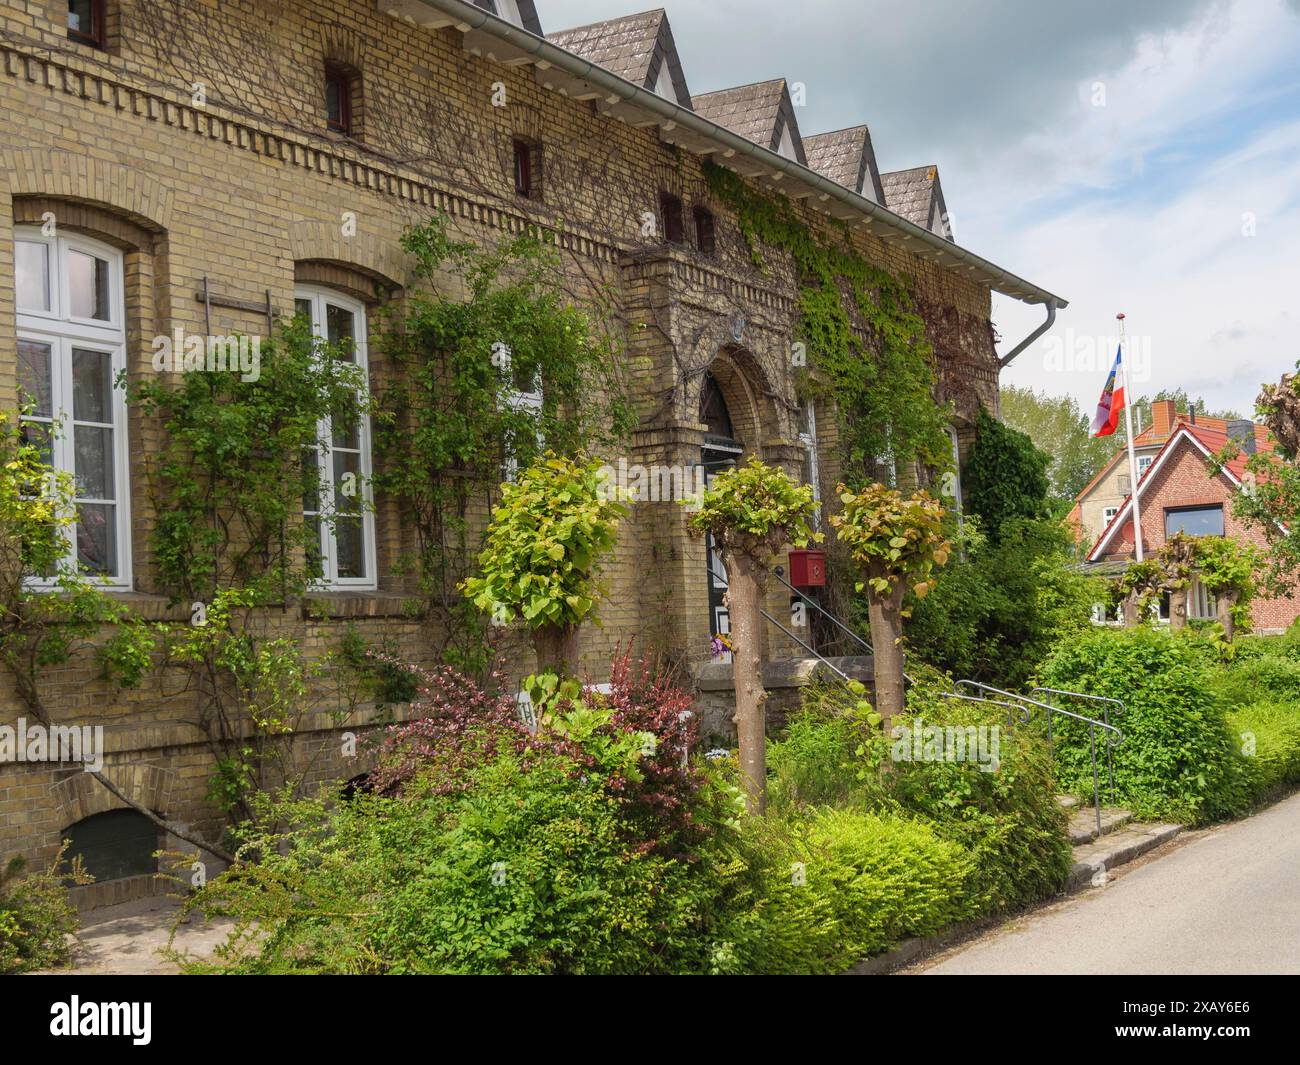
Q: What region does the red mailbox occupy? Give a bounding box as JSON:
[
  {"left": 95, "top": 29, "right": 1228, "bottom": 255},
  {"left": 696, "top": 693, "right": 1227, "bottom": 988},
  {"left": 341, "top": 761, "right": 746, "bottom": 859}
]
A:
[{"left": 787, "top": 549, "right": 826, "bottom": 588}]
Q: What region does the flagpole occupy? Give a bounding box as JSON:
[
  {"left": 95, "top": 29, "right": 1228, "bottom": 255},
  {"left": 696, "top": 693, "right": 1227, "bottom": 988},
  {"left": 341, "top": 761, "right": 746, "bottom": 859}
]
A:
[{"left": 1118, "top": 313, "right": 1145, "bottom": 561}]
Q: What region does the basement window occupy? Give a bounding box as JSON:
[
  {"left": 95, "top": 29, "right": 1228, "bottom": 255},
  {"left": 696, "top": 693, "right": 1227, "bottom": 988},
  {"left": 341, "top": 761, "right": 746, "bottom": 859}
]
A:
[
  {"left": 659, "top": 192, "right": 685, "bottom": 244},
  {"left": 68, "top": 0, "right": 106, "bottom": 48},
  {"left": 693, "top": 207, "right": 716, "bottom": 254}
]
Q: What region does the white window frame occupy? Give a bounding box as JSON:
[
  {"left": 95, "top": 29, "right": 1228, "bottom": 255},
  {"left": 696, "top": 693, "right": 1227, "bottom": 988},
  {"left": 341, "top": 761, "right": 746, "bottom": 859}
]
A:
[
  {"left": 295, "top": 285, "right": 377, "bottom": 590},
  {"left": 798, "top": 399, "right": 822, "bottom": 530},
  {"left": 1137, "top": 454, "right": 1154, "bottom": 479},
  {"left": 15, "top": 226, "right": 131, "bottom": 589},
  {"left": 1103, "top": 505, "right": 1120, "bottom": 525},
  {"left": 500, "top": 364, "right": 543, "bottom": 484}
]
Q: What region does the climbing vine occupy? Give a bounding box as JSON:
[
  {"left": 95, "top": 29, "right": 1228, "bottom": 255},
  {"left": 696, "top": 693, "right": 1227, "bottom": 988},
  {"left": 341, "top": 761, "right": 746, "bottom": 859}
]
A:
[
  {"left": 372, "top": 215, "right": 635, "bottom": 673},
  {"left": 704, "top": 161, "right": 951, "bottom": 483}
]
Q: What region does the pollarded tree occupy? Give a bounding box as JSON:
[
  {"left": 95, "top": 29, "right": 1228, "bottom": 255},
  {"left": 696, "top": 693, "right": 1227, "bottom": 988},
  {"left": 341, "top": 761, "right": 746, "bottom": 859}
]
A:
[
  {"left": 831, "top": 483, "right": 951, "bottom": 724},
  {"left": 464, "top": 453, "right": 625, "bottom": 677},
  {"left": 689, "top": 457, "right": 820, "bottom": 814}
]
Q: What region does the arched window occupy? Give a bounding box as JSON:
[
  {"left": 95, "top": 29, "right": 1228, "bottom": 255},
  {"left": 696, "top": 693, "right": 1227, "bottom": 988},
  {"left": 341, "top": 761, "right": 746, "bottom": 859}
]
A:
[
  {"left": 62, "top": 809, "right": 158, "bottom": 883},
  {"left": 15, "top": 226, "right": 131, "bottom": 586},
  {"left": 294, "top": 286, "right": 376, "bottom": 588}
]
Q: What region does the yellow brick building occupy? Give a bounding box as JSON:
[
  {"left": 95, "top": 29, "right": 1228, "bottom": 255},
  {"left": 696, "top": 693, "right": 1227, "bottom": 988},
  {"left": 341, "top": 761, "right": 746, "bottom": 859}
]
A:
[{"left": 0, "top": 0, "right": 1064, "bottom": 906}]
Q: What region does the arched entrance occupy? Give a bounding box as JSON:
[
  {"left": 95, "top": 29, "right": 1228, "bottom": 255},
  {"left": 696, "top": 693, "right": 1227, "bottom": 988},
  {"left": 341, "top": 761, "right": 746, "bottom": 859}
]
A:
[{"left": 700, "top": 370, "right": 744, "bottom": 661}]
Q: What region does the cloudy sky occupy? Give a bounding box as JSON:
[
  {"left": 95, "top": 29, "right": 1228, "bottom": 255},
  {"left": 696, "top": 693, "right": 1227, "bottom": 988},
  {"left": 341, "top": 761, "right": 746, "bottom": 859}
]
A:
[{"left": 540, "top": 0, "right": 1300, "bottom": 416}]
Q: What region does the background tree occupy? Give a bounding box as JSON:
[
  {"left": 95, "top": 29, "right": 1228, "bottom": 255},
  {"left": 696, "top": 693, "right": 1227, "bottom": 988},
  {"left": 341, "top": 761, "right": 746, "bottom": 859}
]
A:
[
  {"left": 464, "top": 454, "right": 624, "bottom": 677},
  {"left": 689, "top": 458, "right": 819, "bottom": 814},
  {"left": 1000, "top": 386, "right": 1115, "bottom": 506},
  {"left": 832, "top": 484, "right": 950, "bottom": 724}
]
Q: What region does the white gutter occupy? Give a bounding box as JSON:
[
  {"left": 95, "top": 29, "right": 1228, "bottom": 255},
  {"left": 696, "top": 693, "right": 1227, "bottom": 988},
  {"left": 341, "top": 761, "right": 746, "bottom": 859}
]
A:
[{"left": 392, "top": 0, "right": 1068, "bottom": 310}]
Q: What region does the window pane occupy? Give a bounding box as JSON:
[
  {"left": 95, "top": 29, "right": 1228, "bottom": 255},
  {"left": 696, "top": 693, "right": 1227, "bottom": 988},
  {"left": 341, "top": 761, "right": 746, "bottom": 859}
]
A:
[
  {"left": 1165, "top": 506, "right": 1224, "bottom": 537},
  {"left": 295, "top": 298, "right": 312, "bottom": 320},
  {"left": 68, "top": 248, "right": 110, "bottom": 320},
  {"left": 331, "top": 417, "right": 360, "bottom": 450},
  {"left": 68, "top": 0, "right": 96, "bottom": 36},
  {"left": 326, "top": 303, "right": 355, "bottom": 357},
  {"left": 76, "top": 502, "right": 117, "bottom": 574},
  {"left": 74, "top": 424, "right": 114, "bottom": 500},
  {"left": 20, "top": 419, "right": 54, "bottom": 469},
  {"left": 72, "top": 348, "right": 112, "bottom": 423},
  {"left": 332, "top": 449, "right": 362, "bottom": 514},
  {"left": 18, "top": 340, "right": 53, "bottom": 416},
  {"left": 16, "top": 241, "right": 51, "bottom": 312},
  {"left": 305, "top": 514, "right": 324, "bottom": 578},
  {"left": 334, "top": 517, "right": 365, "bottom": 579}
]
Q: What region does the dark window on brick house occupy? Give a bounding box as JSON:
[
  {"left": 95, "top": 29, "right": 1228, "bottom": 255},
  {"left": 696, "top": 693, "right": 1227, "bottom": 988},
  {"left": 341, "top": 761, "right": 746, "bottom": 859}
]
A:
[
  {"left": 1165, "top": 504, "right": 1224, "bottom": 537},
  {"left": 513, "top": 138, "right": 542, "bottom": 200},
  {"left": 325, "top": 62, "right": 353, "bottom": 135},
  {"left": 693, "top": 207, "right": 716, "bottom": 253},
  {"left": 659, "top": 192, "right": 684, "bottom": 244},
  {"left": 68, "top": 0, "right": 106, "bottom": 48}
]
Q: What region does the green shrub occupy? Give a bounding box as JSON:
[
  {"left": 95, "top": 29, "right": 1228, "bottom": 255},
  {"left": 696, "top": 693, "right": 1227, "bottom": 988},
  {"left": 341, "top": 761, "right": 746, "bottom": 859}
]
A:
[
  {"left": 1040, "top": 626, "right": 1245, "bottom": 822},
  {"left": 0, "top": 848, "right": 85, "bottom": 974},
  {"left": 905, "top": 516, "right": 1101, "bottom": 689},
  {"left": 768, "top": 674, "right": 1071, "bottom": 915},
  {"left": 176, "top": 740, "right": 739, "bottom": 975},
  {"left": 716, "top": 808, "right": 976, "bottom": 974},
  {"left": 1227, "top": 701, "right": 1300, "bottom": 803}
]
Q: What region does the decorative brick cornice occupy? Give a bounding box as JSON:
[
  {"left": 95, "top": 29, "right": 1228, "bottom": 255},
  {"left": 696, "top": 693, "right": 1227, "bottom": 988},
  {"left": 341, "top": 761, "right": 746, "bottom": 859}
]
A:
[{"left": 0, "top": 38, "right": 622, "bottom": 264}]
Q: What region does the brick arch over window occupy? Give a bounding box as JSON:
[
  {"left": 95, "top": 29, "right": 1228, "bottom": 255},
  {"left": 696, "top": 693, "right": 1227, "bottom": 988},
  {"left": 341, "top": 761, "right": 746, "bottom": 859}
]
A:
[
  {"left": 0, "top": 150, "right": 174, "bottom": 233},
  {"left": 697, "top": 345, "right": 778, "bottom": 452},
  {"left": 289, "top": 221, "right": 410, "bottom": 297}
]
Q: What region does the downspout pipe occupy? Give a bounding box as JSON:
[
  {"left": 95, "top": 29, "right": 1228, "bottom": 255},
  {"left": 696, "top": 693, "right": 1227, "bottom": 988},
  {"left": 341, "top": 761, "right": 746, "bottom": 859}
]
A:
[
  {"left": 404, "top": 0, "right": 1067, "bottom": 310},
  {"left": 998, "top": 299, "right": 1056, "bottom": 369}
]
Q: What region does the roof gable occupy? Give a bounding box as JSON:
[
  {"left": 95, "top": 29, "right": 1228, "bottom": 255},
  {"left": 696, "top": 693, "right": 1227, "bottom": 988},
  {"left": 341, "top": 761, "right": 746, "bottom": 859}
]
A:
[
  {"left": 1086, "top": 425, "right": 1246, "bottom": 560},
  {"left": 547, "top": 9, "right": 692, "bottom": 108},
  {"left": 880, "top": 164, "right": 952, "bottom": 240},
  {"left": 803, "top": 125, "right": 886, "bottom": 202},
  {"left": 691, "top": 78, "right": 806, "bottom": 164}
]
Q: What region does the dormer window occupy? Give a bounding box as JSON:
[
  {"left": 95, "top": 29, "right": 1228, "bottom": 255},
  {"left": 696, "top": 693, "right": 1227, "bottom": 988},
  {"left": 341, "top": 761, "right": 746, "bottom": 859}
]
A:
[
  {"left": 68, "top": 0, "right": 106, "bottom": 48},
  {"left": 776, "top": 122, "right": 797, "bottom": 161},
  {"left": 478, "top": 0, "right": 526, "bottom": 28},
  {"left": 659, "top": 193, "right": 684, "bottom": 244},
  {"left": 652, "top": 61, "right": 676, "bottom": 102}
]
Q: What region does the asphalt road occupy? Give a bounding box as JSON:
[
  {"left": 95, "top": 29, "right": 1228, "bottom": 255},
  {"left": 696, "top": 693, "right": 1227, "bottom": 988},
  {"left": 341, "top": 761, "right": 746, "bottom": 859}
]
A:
[{"left": 915, "top": 790, "right": 1300, "bottom": 975}]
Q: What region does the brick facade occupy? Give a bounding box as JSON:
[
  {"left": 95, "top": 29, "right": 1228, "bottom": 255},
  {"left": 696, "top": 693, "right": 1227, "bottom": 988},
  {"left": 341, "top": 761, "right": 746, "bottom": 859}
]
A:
[{"left": 0, "top": 0, "right": 1013, "bottom": 898}]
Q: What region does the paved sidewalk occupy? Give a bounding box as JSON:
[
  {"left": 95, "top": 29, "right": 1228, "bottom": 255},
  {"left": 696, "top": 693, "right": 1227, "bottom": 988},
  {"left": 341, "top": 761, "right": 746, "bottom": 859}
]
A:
[
  {"left": 40, "top": 895, "right": 232, "bottom": 975},
  {"left": 914, "top": 790, "right": 1300, "bottom": 974}
]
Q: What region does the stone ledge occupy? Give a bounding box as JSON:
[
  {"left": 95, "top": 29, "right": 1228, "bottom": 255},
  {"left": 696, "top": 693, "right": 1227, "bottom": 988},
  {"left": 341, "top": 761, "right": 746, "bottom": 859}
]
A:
[{"left": 695, "top": 655, "right": 874, "bottom": 692}]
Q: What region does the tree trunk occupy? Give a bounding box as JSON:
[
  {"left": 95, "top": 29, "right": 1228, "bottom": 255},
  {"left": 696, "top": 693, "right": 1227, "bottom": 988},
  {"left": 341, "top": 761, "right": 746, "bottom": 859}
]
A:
[
  {"left": 1169, "top": 587, "right": 1188, "bottom": 632},
  {"left": 724, "top": 551, "right": 767, "bottom": 815},
  {"left": 1216, "top": 591, "right": 1238, "bottom": 643},
  {"left": 867, "top": 581, "right": 907, "bottom": 726},
  {"left": 1122, "top": 594, "right": 1141, "bottom": 627},
  {"left": 532, "top": 623, "right": 581, "bottom": 677}
]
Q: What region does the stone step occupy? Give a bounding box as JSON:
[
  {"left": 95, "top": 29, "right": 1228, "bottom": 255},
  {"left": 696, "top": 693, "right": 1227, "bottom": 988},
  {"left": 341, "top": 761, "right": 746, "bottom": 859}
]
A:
[
  {"left": 1066, "top": 823, "right": 1183, "bottom": 891},
  {"left": 1067, "top": 806, "right": 1134, "bottom": 845},
  {"left": 1056, "top": 794, "right": 1079, "bottom": 809}
]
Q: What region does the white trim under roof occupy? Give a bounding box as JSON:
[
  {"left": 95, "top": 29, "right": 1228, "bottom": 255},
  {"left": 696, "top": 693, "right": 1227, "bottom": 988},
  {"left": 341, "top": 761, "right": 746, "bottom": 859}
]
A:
[{"left": 381, "top": 0, "right": 1068, "bottom": 309}]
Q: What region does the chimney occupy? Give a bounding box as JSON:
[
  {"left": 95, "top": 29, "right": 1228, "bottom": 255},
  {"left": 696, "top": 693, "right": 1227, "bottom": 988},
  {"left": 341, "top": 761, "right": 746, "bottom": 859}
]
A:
[
  {"left": 1152, "top": 399, "right": 1176, "bottom": 436},
  {"left": 1227, "top": 418, "right": 1257, "bottom": 455}
]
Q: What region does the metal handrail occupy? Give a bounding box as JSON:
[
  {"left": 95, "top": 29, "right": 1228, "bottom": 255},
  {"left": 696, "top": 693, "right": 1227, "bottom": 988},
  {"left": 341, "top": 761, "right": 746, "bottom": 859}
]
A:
[
  {"left": 1031, "top": 687, "right": 1126, "bottom": 802},
  {"left": 952, "top": 680, "right": 1123, "bottom": 835},
  {"left": 770, "top": 564, "right": 913, "bottom": 685},
  {"left": 707, "top": 562, "right": 852, "bottom": 683}
]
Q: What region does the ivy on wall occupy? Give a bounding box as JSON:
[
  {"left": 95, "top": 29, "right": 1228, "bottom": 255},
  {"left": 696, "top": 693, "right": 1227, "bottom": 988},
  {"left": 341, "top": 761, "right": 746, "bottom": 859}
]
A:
[{"left": 703, "top": 161, "right": 952, "bottom": 484}]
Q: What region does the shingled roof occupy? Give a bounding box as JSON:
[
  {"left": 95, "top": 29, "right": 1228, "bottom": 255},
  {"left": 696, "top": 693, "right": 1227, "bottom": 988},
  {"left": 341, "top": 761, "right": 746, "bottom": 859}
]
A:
[
  {"left": 803, "top": 125, "right": 886, "bottom": 203},
  {"left": 691, "top": 78, "right": 806, "bottom": 164},
  {"left": 880, "top": 165, "right": 953, "bottom": 240},
  {"left": 547, "top": 9, "right": 692, "bottom": 109}
]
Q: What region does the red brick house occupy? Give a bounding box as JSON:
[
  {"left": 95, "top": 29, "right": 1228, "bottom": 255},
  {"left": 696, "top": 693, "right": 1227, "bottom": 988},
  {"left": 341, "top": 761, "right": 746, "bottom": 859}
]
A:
[{"left": 1083, "top": 405, "right": 1299, "bottom": 633}]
